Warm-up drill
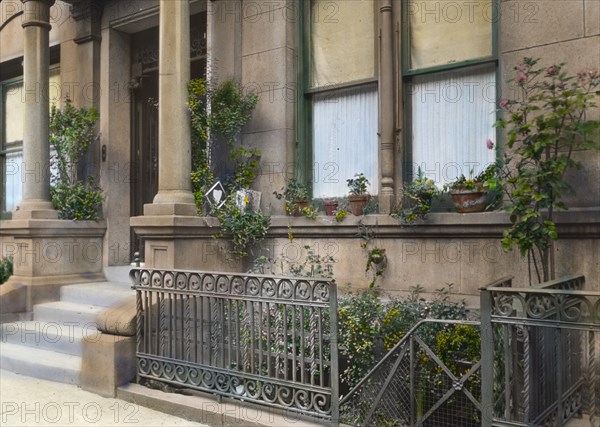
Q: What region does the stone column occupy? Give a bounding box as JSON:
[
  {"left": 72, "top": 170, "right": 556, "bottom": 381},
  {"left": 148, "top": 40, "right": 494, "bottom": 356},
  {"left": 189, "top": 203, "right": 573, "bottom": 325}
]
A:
[
  {"left": 379, "top": 0, "right": 396, "bottom": 214},
  {"left": 145, "top": 0, "right": 196, "bottom": 216},
  {"left": 14, "top": 0, "right": 57, "bottom": 220}
]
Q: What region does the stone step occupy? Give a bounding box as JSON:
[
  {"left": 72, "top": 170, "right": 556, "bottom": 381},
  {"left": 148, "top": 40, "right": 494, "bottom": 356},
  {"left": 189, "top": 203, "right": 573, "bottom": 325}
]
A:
[
  {"left": 0, "top": 321, "right": 101, "bottom": 357},
  {"left": 33, "top": 301, "right": 103, "bottom": 327},
  {"left": 104, "top": 265, "right": 134, "bottom": 284},
  {"left": 0, "top": 342, "right": 81, "bottom": 385},
  {"left": 117, "top": 383, "right": 325, "bottom": 427},
  {"left": 60, "top": 282, "right": 134, "bottom": 308}
]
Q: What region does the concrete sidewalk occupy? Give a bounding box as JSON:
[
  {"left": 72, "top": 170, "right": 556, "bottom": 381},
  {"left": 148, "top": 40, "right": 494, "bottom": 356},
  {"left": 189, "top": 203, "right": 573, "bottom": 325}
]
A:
[{"left": 0, "top": 369, "right": 208, "bottom": 426}]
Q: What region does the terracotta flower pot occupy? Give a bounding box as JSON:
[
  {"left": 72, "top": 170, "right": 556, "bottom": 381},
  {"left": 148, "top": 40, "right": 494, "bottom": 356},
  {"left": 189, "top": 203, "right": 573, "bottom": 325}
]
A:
[
  {"left": 348, "top": 194, "right": 370, "bottom": 216},
  {"left": 324, "top": 199, "right": 338, "bottom": 216},
  {"left": 449, "top": 190, "right": 488, "bottom": 213},
  {"left": 291, "top": 199, "right": 309, "bottom": 216}
]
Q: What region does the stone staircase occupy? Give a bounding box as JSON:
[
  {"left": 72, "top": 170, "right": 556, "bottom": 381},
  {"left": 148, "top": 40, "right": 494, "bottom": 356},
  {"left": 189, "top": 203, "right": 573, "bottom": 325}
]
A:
[{"left": 0, "top": 268, "right": 134, "bottom": 385}]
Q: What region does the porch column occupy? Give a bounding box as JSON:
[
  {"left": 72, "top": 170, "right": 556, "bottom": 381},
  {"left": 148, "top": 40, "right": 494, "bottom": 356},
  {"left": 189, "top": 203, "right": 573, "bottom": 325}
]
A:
[
  {"left": 145, "top": 0, "right": 196, "bottom": 216},
  {"left": 14, "top": 0, "right": 57, "bottom": 220},
  {"left": 379, "top": 0, "right": 395, "bottom": 214}
]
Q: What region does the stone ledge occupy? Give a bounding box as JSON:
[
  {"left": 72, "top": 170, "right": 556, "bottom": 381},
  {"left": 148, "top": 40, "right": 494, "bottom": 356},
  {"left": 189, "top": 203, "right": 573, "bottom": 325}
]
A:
[
  {"left": 265, "top": 208, "right": 600, "bottom": 239},
  {"left": 0, "top": 219, "right": 107, "bottom": 237},
  {"left": 117, "top": 382, "right": 331, "bottom": 427}
]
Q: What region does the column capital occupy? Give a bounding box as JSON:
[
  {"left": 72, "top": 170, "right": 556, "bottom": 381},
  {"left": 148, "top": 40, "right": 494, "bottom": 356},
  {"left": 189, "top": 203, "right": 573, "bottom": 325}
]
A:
[
  {"left": 21, "top": 0, "right": 55, "bottom": 5},
  {"left": 21, "top": 0, "right": 55, "bottom": 30}
]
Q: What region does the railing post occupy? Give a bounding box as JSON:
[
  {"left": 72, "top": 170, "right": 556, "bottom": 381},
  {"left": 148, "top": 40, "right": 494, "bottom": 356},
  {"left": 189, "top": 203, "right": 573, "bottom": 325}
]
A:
[
  {"left": 480, "top": 288, "right": 494, "bottom": 427},
  {"left": 329, "top": 281, "right": 339, "bottom": 425}
]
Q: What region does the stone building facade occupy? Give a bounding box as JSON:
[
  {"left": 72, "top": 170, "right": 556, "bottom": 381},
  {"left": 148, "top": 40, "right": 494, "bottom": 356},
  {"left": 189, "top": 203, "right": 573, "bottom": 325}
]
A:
[{"left": 1, "top": 0, "right": 599, "bottom": 311}]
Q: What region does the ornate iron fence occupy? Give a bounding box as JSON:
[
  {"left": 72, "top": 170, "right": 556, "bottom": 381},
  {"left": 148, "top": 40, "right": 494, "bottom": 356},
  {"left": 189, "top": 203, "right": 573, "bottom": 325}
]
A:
[
  {"left": 340, "top": 319, "right": 482, "bottom": 427},
  {"left": 481, "top": 275, "right": 600, "bottom": 427},
  {"left": 130, "top": 268, "right": 339, "bottom": 422}
]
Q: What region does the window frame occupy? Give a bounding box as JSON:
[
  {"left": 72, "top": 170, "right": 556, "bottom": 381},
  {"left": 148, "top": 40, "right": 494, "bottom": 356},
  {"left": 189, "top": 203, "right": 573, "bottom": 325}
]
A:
[
  {"left": 401, "top": 0, "right": 500, "bottom": 182},
  {"left": 298, "top": 0, "right": 380, "bottom": 191},
  {"left": 1, "top": 62, "right": 60, "bottom": 216}
]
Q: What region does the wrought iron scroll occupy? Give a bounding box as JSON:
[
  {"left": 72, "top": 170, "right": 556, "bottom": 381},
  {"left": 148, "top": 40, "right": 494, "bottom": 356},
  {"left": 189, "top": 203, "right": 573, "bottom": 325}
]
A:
[
  {"left": 131, "top": 268, "right": 338, "bottom": 421},
  {"left": 481, "top": 275, "right": 600, "bottom": 427}
]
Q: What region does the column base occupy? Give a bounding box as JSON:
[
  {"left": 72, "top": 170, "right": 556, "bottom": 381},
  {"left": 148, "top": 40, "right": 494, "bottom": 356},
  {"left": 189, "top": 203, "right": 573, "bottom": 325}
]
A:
[
  {"left": 130, "top": 215, "right": 242, "bottom": 272},
  {"left": 12, "top": 200, "right": 58, "bottom": 220},
  {"left": 0, "top": 219, "right": 107, "bottom": 313},
  {"left": 143, "top": 203, "right": 198, "bottom": 216},
  {"left": 152, "top": 190, "right": 196, "bottom": 207}
]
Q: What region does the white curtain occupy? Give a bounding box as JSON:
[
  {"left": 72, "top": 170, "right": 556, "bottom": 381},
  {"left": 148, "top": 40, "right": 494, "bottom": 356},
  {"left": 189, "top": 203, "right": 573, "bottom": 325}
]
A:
[
  {"left": 312, "top": 84, "right": 378, "bottom": 198},
  {"left": 5, "top": 151, "right": 22, "bottom": 212},
  {"left": 410, "top": 64, "right": 496, "bottom": 184}
]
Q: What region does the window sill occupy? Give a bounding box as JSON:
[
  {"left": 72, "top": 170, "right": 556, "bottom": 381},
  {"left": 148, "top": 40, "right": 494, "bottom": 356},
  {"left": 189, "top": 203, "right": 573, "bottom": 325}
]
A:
[{"left": 266, "top": 208, "right": 600, "bottom": 239}]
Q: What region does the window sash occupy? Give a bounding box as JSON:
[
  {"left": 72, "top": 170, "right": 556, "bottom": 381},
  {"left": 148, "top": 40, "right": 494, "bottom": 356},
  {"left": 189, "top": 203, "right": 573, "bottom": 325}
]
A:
[
  {"left": 405, "top": 0, "right": 494, "bottom": 73},
  {"left": 1, "top": 67, "right": 60, "bottom": 213},
  {"left": 311, "top": 83, "right": 379, "bottom": 198},
  {"left": 409, "top": 63, "right": 497, "bottom": 184},
  {"left": 308, "top": 0, "right": 376, "bottom": 89}
]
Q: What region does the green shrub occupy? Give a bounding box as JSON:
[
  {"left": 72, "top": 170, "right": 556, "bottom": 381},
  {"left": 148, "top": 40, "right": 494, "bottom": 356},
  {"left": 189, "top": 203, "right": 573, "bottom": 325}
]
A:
[
  {"left": 51, "top": 179, "right": 103, "bottom": 220},
  {"left": 49, "top": 98, "right": 103, "bottom": 220},
  {"left": 338, "top": 285, "right": 469, "bottom": 389},
  {"left": 0, "top": 256, "right": 13, "bottom": 284}
]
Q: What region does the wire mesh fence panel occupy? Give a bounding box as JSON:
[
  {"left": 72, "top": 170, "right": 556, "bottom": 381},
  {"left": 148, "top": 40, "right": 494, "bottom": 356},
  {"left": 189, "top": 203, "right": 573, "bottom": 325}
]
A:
[{"left": 340, "top": 319, "right": 482, "bottom": 427}]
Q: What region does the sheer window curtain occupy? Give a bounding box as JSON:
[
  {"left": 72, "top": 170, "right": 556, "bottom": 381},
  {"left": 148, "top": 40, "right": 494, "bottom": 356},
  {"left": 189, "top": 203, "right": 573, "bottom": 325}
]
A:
[
  {"left": 312, "top": 84, "right": 379, "bottom": 198},
  {"left": 410, "top": 64, "right": 496, "bottom": 184}
]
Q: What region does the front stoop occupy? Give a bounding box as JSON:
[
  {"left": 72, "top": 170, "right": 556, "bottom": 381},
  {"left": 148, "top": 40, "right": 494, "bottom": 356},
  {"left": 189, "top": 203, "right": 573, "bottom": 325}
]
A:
[
  {"left": 0, "top": 280, "right": 133, "bottom": 386},
  {"left": 117, "top": 383, "right": 330, "bottom": 427}
]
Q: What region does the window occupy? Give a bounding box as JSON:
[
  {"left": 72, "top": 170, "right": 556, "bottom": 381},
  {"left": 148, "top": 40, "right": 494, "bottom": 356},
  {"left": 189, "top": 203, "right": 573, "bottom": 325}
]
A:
[
  {"left": 1, "top": 67, "right": 60, "bottom": 214},
  {"left": 404, "top": 0, "right": 497, "bottom": 184},
  {"left": 303, "top": 0, "right": 378, "bottom": 198}
]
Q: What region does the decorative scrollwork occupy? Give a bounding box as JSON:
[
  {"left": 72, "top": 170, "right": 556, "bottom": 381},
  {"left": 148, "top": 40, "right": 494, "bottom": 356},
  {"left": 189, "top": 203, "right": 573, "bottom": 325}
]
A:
[
  {"left": 189, "top": 274, "right": 201, "bottom": 290},
  {"left": 526, "top": 294, "right": 553, "bottom": 319},
  {"left": 246, "top": 277, "right": 260, "bottom": 296},
  {"left": 231, "top": 277, "right": 244, "bottom": 294},
  {"left": 164, "top": 272, "right": 174, "bottom": 289},
  {"left": 175, "top": 273, "right": 187, "bottom": 290},
  {"left": 216, "top": 276, "right": 229, "bottom": 293},
  {"left": 278, "top": 280, "right": 293, "bottom": 299},
  {"left": 262, "top": 279, "right": 276, "bottom": 297},
  {"left": 140, "top": 270, "right": 150, "bottom": 287},
  {"left": 151, "top": 271, "right": 162, "bottom": 288},
  {"left": 493, "top": 294, "right": 514, "bottom": 316},
  {"left": 202, "top": 274, "right": 215, "bottom": 292},
  {"left": 313, "top": 282, "right": 330, "bottom": 301},
  {"left": 295, "top": 281, "right": 311, "bottom": 300}
]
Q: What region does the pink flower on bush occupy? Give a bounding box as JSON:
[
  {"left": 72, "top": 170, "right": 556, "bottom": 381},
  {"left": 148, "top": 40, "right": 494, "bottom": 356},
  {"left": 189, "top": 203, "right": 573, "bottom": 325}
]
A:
[
  {"left": 546, "top": 66, "right": 558, "bottom": 76},
  {"left": 486, "top": 139, "right": 495, "bottom": 150},
  {"left": 499, "top": 99, "right": 510, "bottom": 110},
  {"left": 516, "top": 72, "right": 527, "bottom": 85},
  {"left": 578, "top": 69, "right": 599, "bottom": 81}
]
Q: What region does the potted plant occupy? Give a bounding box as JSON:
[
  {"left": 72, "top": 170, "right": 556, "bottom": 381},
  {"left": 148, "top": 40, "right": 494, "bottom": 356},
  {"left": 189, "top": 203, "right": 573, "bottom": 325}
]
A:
[
  {"left": 323, "top": 198, "right": 338, "bottom": 216},
  {"left": 346, "top": 173, "right": 370, "bottom": 216},
  {"left": 444, "top": 163, "right": 499, "bottom": 213},
  {"left": 392, "top": 169, "right": 439, "bottom": 224},
  {"left": 273, "top": 178, "right": 311, "bottom": 216}
]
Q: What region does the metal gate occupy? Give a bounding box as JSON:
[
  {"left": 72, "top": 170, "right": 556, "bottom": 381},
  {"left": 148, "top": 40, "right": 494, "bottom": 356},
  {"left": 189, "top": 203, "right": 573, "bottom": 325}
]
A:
[
  {"left": 481, "top": 275, "right": 600, "bottom": 427},
  {"left": 340, "top": 319, "right": 482, "bottom": 426}
]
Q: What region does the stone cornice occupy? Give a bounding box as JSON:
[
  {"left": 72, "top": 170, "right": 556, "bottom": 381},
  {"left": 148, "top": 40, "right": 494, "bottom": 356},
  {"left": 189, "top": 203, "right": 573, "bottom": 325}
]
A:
[{"left": 0, "top": 219, "right": 107, "bottom": 238}]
